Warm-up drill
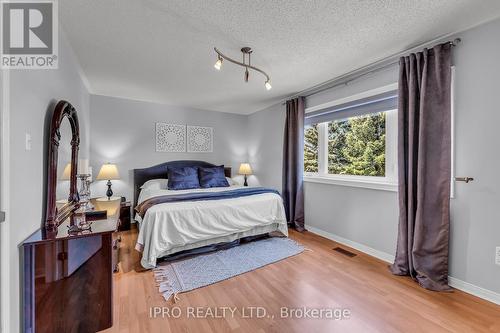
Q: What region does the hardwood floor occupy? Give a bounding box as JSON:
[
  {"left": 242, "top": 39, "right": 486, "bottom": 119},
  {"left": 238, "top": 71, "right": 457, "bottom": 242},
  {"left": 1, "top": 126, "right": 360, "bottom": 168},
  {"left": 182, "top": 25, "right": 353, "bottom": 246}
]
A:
[{"left": 101, "top": 228, "right": 500, "bottom": 333}]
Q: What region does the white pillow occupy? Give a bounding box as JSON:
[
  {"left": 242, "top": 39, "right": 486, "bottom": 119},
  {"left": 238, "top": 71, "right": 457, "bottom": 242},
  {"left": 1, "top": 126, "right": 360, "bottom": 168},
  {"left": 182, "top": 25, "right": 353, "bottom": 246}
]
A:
[
  {"left": 140, "top": 178, "right": 168, "bottom": 190},
  {"left": 226, "top": 177, "right": 236, "bottom": 186}
]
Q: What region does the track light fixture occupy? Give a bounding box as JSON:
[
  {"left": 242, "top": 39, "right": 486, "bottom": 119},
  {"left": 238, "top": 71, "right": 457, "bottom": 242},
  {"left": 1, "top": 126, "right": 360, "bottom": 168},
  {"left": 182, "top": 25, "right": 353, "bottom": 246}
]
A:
[{"left": 214, "top": 47, "right": 272, "bottom": 91}]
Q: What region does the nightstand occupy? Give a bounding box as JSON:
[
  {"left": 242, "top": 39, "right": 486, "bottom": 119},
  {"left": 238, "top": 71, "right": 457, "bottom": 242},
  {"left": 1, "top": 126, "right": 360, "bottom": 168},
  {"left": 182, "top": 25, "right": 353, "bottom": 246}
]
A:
[
  {"left": 85, "top": 197, "right": 126, "bottom": 273},
  {"left": 112, "top": 199, "right": 132, "bottom": 273},
  {"left": 119, "top": 200, "right": 132, "bottom": 231}
]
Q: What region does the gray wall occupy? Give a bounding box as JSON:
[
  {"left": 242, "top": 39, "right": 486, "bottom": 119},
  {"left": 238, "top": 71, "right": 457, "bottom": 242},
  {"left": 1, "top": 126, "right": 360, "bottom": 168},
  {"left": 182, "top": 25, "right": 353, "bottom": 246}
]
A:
[
  {"left": 6, "top": 32, "right": 90, "bottom": 333},
  {"left": 89, "top": 95, "right": 249, "bottom": 201},
  {"left": 448, "top": 18, "right": 500, "bottom": 294},
  {"left": 247, "top": 102, "right": 285, "bottom": 190},
  {"left": 248, "top": 18, "right": 500, "bottom": 295}
]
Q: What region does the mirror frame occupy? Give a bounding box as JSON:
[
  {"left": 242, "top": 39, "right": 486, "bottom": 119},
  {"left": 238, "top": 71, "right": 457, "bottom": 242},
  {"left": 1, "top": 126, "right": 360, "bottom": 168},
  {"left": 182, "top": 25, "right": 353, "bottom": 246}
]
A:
[{"left": 45, "top": 100, "right": 80, "bottom": 230}]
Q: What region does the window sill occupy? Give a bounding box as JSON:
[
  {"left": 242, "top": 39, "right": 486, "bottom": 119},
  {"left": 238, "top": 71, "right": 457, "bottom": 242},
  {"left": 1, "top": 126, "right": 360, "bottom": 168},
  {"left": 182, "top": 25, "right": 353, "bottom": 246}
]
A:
[{"left": 303, "top": 175, "right": 398, "bottom": 192}]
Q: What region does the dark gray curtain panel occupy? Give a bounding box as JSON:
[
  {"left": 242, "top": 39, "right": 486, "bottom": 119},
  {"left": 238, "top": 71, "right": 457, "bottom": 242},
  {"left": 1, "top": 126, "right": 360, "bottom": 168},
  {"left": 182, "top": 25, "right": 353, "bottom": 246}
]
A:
[
  {"left": 390, "top": 43, "right": 452, "bottom": 291},
  {"left": 282, "top": 97, "right": 305, "bottom": 231}
]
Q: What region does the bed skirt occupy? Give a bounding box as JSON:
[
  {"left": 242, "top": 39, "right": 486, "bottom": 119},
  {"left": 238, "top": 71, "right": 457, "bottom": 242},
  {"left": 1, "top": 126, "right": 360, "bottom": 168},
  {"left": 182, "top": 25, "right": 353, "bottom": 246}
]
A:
[{"left": 136, "top": 223, "right": 286, "bottom": 268}]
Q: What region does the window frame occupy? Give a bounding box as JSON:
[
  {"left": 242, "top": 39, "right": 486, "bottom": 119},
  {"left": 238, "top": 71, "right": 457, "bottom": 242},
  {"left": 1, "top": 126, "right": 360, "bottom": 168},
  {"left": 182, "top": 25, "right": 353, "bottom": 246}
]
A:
[{"left": 303, "top": 83, "right": 399, "bottom": 192}]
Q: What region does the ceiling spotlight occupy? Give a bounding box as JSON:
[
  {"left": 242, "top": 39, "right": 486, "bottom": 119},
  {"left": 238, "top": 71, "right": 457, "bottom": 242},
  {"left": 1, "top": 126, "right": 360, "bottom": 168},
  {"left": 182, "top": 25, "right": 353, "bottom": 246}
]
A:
[
  {"left": 244, "top": 67, "right": 249, "bottom": 82},
  {"left": 213, "top": 46, "right": 272, "bottom": 91},
  {"left": 214, "top": 56, "right": 222, "bottom": 70}
]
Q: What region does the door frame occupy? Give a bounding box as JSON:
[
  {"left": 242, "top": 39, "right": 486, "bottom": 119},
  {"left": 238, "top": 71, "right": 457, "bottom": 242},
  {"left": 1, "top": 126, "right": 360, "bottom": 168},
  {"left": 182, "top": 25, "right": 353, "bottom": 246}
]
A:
[{"left": 0, "top": 68, "right": 11, "bottom": 333}]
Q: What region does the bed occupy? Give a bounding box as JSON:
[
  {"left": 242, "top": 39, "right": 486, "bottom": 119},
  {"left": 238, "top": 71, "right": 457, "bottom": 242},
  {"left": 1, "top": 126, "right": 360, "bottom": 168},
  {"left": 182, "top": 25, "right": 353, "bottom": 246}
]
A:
[{"left": 133, "top": 160, "right": 288, "bottom": 269}]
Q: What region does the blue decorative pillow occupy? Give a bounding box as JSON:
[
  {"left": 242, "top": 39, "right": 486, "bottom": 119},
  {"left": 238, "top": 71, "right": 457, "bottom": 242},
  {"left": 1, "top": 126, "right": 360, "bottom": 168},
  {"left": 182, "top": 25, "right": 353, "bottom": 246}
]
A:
[
  {"left": 167, "top": 166, "right": 200, "bottom": 190},
  {"left": 198, "top": 166, "right": 230, "bottom": 188}
]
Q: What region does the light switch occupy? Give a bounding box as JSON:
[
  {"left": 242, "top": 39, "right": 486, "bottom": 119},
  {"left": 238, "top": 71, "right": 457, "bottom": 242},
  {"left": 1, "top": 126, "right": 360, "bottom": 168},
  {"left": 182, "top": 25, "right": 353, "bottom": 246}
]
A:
[
  {"left": 496, "top": 247, "right": 500, "bottom": 266},
  {"left": 25, "top": 133, "right": 32, "bottom": 151}
]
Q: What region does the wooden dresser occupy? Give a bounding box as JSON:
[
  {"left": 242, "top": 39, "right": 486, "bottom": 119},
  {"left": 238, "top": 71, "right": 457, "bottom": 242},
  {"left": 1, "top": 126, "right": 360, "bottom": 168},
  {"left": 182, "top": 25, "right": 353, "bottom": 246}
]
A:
[{"left": 21, "top": 198, "right": 121, "bottom": 333}]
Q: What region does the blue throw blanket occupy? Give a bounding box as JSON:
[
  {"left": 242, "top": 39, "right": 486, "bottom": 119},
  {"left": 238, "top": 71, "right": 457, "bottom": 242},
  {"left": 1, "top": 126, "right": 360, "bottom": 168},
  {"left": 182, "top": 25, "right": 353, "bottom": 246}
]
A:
[{"left": 135, "top": 187, "right": 280, "bottom": 218}]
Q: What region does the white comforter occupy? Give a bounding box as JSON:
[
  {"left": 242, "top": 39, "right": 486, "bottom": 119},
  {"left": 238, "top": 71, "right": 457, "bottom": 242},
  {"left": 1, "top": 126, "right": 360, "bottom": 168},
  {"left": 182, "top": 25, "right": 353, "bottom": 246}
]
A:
[{"left": 135, "top": 186, "right": 288, "bottom": 268}]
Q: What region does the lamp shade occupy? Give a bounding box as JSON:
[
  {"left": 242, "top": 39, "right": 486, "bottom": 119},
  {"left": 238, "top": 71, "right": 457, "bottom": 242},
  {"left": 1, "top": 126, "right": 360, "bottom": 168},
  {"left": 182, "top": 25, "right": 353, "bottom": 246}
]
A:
[
  {"left": 96, "top": 163, "right": 120, "bottom": 180},
  {"left": 60, "top": 163, "right": 72, "bottom": 180},
  {"left": 238, "top": 163, "right": 253, "bottom": 175}
]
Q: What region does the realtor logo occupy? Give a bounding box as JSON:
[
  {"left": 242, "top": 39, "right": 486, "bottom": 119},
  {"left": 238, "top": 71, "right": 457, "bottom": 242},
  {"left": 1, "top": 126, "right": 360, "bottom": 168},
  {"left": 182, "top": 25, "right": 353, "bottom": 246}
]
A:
[{"left": 1, "top": 0, "right": 58, "bottom": 69}]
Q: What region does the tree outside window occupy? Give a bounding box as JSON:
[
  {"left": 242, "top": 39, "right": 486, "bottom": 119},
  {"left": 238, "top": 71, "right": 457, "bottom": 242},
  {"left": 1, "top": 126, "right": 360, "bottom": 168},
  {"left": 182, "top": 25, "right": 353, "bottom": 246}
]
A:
[{"left": 304, "top": 112, "right": 386, "bottom": 177}]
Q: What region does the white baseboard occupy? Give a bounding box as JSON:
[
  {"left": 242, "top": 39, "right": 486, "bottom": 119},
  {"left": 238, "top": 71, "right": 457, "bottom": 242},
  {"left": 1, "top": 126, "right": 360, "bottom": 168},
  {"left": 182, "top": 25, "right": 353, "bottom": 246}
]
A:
[
  {"left": 448, "top": 276, "right": 500, "bottom": 305},
  {"left": 306, "top": 225, "right": 500, "bottom": 306},
  {"left": 306, "top": 225, "right": 395, "bottom": 263}
]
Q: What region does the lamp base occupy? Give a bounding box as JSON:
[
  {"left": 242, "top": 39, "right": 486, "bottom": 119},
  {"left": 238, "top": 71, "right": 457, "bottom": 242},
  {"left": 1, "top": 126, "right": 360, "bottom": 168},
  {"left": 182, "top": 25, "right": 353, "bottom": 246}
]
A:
[
  {"left": 243, "top": 175, "right": 248, "bottom": 187},
  {"left": 96, "top": 196, "right": 121, "bottom": 202},
  {"left": 105, "top": 180, "right": 114, "bottom": 199}
]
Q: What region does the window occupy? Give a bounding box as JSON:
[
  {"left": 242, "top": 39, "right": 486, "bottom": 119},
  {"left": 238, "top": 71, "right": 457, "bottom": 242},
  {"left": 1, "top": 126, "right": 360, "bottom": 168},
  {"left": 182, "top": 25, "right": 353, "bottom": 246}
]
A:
[
  {"left": 327, "top": 112, "right": 386, "bottom": 176},
  {"left": 303, "top": 84, "right": 398, "bottom": 191}
]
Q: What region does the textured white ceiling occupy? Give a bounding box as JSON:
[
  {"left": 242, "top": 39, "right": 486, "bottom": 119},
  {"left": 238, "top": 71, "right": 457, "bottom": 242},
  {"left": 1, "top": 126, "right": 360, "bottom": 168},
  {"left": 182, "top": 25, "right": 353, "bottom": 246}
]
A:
[{"left": 61, "top": 0, "right": 500, "bottom": 114}]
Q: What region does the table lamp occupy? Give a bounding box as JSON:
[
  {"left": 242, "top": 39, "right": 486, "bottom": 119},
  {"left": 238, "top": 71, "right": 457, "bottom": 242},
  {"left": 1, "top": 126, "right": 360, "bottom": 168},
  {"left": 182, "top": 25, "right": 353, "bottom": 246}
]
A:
[
  {"left": 238, "top": 163, "right": 253, "bottom": 186},
  {"left": 96, "top": 163, "right": 120, "bottom": 200},
  {"left": 56, "top": 163, "right": 73, "bottom": 205},
  {"left": 60, "top": 163, "right": 72, "bottom": 180}
]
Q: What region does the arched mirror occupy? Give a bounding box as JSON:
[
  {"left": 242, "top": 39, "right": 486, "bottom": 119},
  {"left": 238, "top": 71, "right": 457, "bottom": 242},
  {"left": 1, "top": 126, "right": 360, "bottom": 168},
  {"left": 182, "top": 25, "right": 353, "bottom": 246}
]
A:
[
  {"left": 45, "top": 100, "right": 80, "bottom": 230},
  {"left": 56, "top": 118, "right": 73, "bottom": 203}
]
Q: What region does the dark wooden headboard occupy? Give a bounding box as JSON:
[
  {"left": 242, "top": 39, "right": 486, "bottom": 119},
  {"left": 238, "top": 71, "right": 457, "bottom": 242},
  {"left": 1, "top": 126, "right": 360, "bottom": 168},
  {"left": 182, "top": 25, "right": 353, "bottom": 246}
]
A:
[{"left": 133, "top": 160, "right": 232, "bottom": 207}]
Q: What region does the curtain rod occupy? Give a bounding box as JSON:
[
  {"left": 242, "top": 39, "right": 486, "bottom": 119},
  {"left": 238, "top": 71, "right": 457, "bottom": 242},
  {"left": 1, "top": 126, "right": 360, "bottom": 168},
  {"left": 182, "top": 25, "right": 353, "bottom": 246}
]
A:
[{"left": 281, "top": 37, "right": 461, "bottom": 105}]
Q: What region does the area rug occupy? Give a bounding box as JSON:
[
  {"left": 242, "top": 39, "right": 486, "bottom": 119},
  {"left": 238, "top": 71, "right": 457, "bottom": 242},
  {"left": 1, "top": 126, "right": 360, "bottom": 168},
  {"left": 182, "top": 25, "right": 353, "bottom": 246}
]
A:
[{"left": 153, "top": 237, "right": 304, "bottom": 301}]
